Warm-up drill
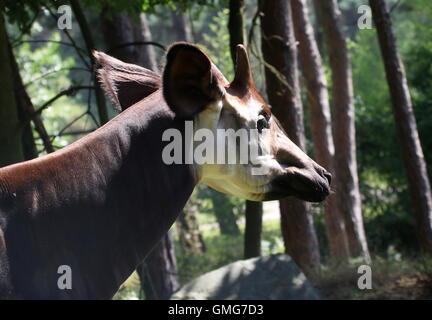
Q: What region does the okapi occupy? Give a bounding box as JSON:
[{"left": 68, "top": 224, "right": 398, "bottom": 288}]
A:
[{"left": 0, "top": 43, "right": 331, "bottom": 299}]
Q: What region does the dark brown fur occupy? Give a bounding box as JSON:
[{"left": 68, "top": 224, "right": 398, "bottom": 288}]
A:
[{"left": 0, "top": 90, "right": 196, "bottom": 299}]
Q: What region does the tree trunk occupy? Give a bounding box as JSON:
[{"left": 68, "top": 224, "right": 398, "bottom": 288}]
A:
[
  {"left": 70, "top": 0, "right": 109, "bottom": 125},
  {"left": 228, "top": 0, "right": 263, "bottom": 258},
  {"left": 244, "top": 201, "right": 263, "bottom": 258},
  {"left": 292, "top": 0, "right": 350, "bottom": 262},
  {"left": 177, "top": 203, "right": 206, "bottom": 254},
  {"left": 228, "top": 0, "right": 246, "bottom": 59},
  {"left": 100, "top": 11, "right": 179, "bottom": 298},
  {"left": 313, "top": 0, "right": 370, "bottom": 263},
  {"left": 260, "top": 0, "right": 320, "bottom": 274},
  {"left": 171, "top": 10, "right": 193, "bottom": 42},
  {"left": 0, "top": 12, "right": 24, "bottom": 167},
  {"left": 136, "top": 232, "right": 180, "bottom": 299},
  {"left": 8, "top": 41, "right": 54, "bottom": 159},
  {"left": 210, "top": 189, "right": 241, "bottom": 236},
  {"left": 101, "top": 11, "right": 136, "bottom": 63},
  {"left": 13, "top": 75, "right": 38, "bottom": 160},
  {"left": 369, "top": 0, "right": 432, "bottom": 255},
  {"left": 133, "top": 13, "right": 159, "bottom": 72}
]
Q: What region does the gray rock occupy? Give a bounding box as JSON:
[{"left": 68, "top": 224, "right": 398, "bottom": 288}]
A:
[{"left": 171, "top": 254, "right": 322, "bottom": 300}]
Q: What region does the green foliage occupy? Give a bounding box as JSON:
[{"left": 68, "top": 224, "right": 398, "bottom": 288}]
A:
[
  {"left": 194, "top": 185, "right": 242, "bottom": 219},
  {"left": 81, "top": 0, "right": 228, "bottom": 14},
  {"left": 197, "top": 185, "right": 243, "bottom": 236},
  {"left": 14, "top": 26, "right": 93, "bottom": 151},
  {"left": 113, "top": 272, "right": 141, "bottom": 300},
  {"left": 350, "top": 29, "right": 415, "bottom": 254},
  {"left": 4, "top": 0, "right": 46, "bottom": 33},
  {"left": 176, "top": 233, "right": 243, "bottom": 284},
  {"left": 351, "top": 29, "right": 401, "bottom": 178},
  {"left": 3, "top": 0, "right": 228, "bottom": 33},
  {"left": 260, "top": 218, "right": 284, "bottom": 255},
  {"left": 347, "top": 0, "right": 432, "bottom": 255},
  {"left": 200, "top": 8, "right": 233, "bottom": 80},
  {"left": 175, "top": 213, "right": 283, "bottom": 285},
  {"left": 403, "top": 1, "right": 432, "bottom": 180}
]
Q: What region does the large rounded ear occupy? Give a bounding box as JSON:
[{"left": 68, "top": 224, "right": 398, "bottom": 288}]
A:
[{"left": 162, "top": 43, "right": 225, "bottom": 118}]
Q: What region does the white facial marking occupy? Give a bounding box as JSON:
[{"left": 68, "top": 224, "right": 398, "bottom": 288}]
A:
[{"left": 193, "top": 97, "right": 283, "bottom": 201}]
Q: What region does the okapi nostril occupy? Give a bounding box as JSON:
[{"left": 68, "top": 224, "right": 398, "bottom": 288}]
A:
[{"left": 323, "top": 171, "right": 332, "bottom": 185}]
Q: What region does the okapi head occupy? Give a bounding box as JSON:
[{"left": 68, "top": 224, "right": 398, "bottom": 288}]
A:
[{"left": 95, "top": 42, "right": 331, "bottom": 203}]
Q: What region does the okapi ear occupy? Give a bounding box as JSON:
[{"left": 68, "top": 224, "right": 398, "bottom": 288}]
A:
[
  {"left": 162, "top": 42, "right": 225, "bottom": 118},
  {"left": 93, "top": 51, "right": 161, "bottom": 111}
]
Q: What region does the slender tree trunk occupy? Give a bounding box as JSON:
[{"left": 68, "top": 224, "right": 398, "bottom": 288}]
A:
[
  {"left": 100, "top": 11, "right": 179, "bottom": 298},
  {"left": 133, "top": 13, "right": 159, "bottom": 72},
  {"left": 370, "top": 0, "right": 432, "bottom": 255},
  {"left": 136, "top": 232, "right": 179, "bottom": 299},
  {"left": 292, "top": 0, "right": 350, "bottom": 262},
  {"left": 8, "top": 41, "right": 53, "bottom": 159},
  {"left": 313, "top": 4, "right": 326, "bottom": 60},
  {"left": 177, "top": 201, "right": 206, "bottom": 254},
  {"left": 314, "top": 0, "right": 370, "bottom": 263},
  {"left": 13, "top": 79, "right": 38, "bottom": 160},
  {"left": 228, "top": 0, "right": 246, "bottom": 58},
  {"left": 260, "top": 0, "right": 320, "bottom": 274},
  {"left": 70, "top": 0, "right": 109, "bottom": 125},
  {"left": 102, "top": 11, "right": 159, "bottom": 72},
  {"left": 101, "top": 11, "right": 136, "bottom": 63},
  {"left": 17, "top": 114, "right": 37, "bottom": 160},
  {"left": 228, "top": 0, "right": 263, "bottom": 259},
  {"left": 210, "top": 190, "right": 241, "bottom": 236},
  {"left": 244, "top": 201, "right": 263, "bottom": 258},
  {"left": 171, "top": 10, "right": 193, "bottom": 42},
  {"left": 0, "top": 12, "right": 24, "bottom": 167}
]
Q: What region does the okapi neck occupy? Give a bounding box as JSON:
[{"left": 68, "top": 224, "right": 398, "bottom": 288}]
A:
[{"left": 0, "top": 90, "right": 196, "bottom": 299}]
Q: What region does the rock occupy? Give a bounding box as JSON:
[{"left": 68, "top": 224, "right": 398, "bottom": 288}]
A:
[{"left": 171, "top": 254, "right": 322, "bottom": 300}]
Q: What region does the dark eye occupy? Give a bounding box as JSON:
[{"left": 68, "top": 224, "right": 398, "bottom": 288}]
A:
[{"left": 257, "top": 114, "right": 270, "bottom": 133}]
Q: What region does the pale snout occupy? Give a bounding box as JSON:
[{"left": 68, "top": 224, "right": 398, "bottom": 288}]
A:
[
  {"left": 268, "top": 161, "right": 332, "bottom": 202},
  {"left": 266, "top": 132, "right": 332, "bottom": 202}
]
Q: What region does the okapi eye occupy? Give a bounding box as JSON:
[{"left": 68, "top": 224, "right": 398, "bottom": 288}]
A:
[{"left": 257, "top": 114, "right": 270, "bottom": 133}]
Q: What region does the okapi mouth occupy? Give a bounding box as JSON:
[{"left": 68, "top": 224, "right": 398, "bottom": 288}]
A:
[{"left": 266, "top": 169, "right": 331, "bottom": 203}]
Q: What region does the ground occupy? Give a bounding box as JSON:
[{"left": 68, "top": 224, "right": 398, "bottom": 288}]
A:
[
  {"left": 318, "top": 259, "right": 432, "bottom": 300},
  {"left": 320, "top": 272, "right": 432, "bottom": 300},
  {"left": 372, "top": 273, "right": 432, "bottom": 299}
]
